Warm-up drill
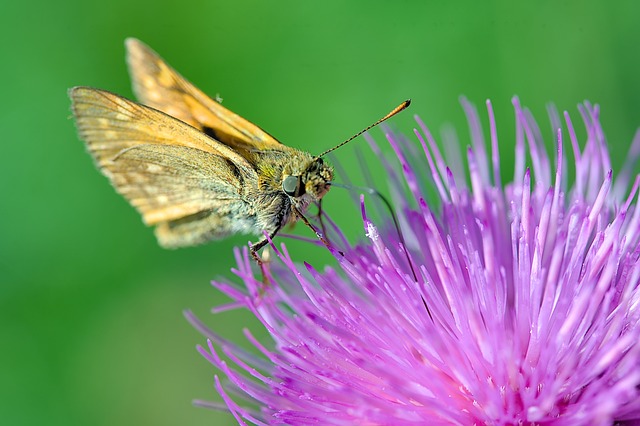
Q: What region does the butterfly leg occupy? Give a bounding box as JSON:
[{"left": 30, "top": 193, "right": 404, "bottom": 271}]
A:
[
  {"left": 317, "top": 199, "right": 328, "bottom": 239},
  {"left": 292, "top": 206, "right": 343, "bottom": 256},
  {"left": 250, "top": 229, "right": 279, "bottom": 285}
]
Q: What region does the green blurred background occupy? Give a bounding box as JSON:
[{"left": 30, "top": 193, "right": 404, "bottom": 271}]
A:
[{"left": 2, "top": 1, "right": 640, "bottom": 425}]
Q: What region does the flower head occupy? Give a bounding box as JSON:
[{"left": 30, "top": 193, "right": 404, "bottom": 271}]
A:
[{"left": 188, "top": 98, "right": 640, "bottom": 425}]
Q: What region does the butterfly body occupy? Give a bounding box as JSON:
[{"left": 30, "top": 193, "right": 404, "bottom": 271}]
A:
[
  {"left": 155, "top": 156, "right": 332, "bottom": 248},
  {"left": 70, "top": 39, "right": 332, "bottom": 250}
]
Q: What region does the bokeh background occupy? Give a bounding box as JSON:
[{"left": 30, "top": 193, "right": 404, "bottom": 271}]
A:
[{"left": 2, "top": 1, "right": 640, "bottom": 425}]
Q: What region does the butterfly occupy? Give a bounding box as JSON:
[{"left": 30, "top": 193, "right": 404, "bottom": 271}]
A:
[{"left": 69, "top": 38, "right": 409, "bottom": 263}]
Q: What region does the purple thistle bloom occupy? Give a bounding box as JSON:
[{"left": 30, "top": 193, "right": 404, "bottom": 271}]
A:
[{"left": 187, "top": 98, "right": 640, "bottom": 425}]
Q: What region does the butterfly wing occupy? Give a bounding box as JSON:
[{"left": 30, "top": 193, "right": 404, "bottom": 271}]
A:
[
  {"left": 125, "top": 38, "right": 283, "bottom": 154},
  {"left": 69, "top": 86, "right": 258, "bottom": 247}
]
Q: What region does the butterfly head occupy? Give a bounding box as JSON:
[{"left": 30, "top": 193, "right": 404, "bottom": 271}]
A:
[{"left": 282, "top": 157, "right": 333, "bottom": 203}]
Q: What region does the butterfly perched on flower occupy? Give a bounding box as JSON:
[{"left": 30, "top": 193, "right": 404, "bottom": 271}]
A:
[{"left": 69, "top": 38, "right": 409, "bottom": 260}]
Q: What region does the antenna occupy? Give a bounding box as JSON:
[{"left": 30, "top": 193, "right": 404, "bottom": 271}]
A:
[{"left": 315, "top": 99, "right": 411, "bottom": 158}]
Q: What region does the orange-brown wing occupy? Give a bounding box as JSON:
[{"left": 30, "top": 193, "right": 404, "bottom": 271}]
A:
[
  {"left": 125, "top": 38, "right": 282, "bottom": 152},
  {"left": 69, "top": 86, "right": 256, "bottom": 226}
]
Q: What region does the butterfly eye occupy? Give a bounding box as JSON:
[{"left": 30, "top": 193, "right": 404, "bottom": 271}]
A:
[{"left": 283, "top": 175, "right": 303, "bottom": 197}]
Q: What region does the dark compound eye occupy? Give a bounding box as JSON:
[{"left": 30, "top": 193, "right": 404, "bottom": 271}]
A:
[{"left": 283, "top": 175, "right": 304, "bottom": 197}]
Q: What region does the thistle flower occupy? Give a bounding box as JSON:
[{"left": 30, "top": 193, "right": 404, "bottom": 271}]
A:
[{"left": 187, "top": 98, "right": 640, "bottom": 425}]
